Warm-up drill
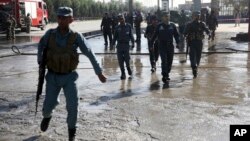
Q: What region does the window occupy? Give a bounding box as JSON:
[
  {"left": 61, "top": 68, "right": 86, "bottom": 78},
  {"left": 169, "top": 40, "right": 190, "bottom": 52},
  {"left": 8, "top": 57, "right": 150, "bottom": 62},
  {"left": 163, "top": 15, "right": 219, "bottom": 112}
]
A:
[{"left": 38, "top": 2, "right": 42, "bottom": 9}]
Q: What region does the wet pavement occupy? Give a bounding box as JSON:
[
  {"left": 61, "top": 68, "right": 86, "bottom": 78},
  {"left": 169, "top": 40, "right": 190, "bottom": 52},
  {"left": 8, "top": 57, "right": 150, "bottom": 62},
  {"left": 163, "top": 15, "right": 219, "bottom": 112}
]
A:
[{"left": 0, "top": 22, "right": 250, "bottom": 141}]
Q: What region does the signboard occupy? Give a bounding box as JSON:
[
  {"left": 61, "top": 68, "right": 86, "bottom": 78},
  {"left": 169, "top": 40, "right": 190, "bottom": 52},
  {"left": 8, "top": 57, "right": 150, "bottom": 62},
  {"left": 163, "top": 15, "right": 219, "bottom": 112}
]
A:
[{"left": 162, "top": 0, "right": 169, "bottom": 12}]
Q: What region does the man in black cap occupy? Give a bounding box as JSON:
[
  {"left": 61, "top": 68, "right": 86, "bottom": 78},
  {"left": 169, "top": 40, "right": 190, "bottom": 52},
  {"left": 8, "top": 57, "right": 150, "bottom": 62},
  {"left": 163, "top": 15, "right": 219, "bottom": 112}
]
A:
[
  {"left": 5, "top": 14, "right": 16, "bottom": 40},
  {"left": 112, "top": 14, "right": 135, "bottom": 80},
  {"left": 101, "top": 12, "right": 113, "bottom": 47},
  {"left": 151, "top": 12, "right": 180, "bottom": 83},
  {"left": 207, "top": 10, "right": 218, "bottom": 40},
  {"left": 134, "top": 10, "right": 143, "bottom": 43},
  {"left": 144, "top": 15, "right": 159, "bottom": 73},
  {"left": 25, "top": 13, "right": 31, "bottom": 33},
  {"left": 38, "top": 6, "right": 107, "bottom": 141},
  {"left": 183, "top": 11, "right": 211, "bottom": 78}
]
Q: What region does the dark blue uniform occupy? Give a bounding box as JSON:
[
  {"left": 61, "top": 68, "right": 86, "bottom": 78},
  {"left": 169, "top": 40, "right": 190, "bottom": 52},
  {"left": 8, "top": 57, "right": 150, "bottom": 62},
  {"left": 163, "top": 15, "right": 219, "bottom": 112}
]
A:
[
  {"left": 101, "top": 15, "right": 113, "bottom": 46},
  {"left": 184, "top": 20, "right": 210, "bottom": 77},
  {"left": 145, "top": 23, "right": 159, "bottom": 72},
  {"left": 134, "top": 12, "right": 142, "bottom": 42},
  {"left": 113, "top": 23, "right": 135, "bottom": 79},
  {"left": 152, "top": 22, "right": 179, "bottom": 81},
  {"left": 111, "top": 14, "right": 118, "bottom": 37}
]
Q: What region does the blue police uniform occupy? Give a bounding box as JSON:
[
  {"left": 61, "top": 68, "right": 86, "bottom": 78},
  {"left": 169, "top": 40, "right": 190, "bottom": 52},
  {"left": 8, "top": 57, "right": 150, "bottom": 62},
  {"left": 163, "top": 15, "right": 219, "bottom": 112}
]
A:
[
  {"left": 101, "top": 13, "right": 113, "bottom": 46},
  {"left": 112, "top": 23, "right": 134, "bottom": 79},
  {"left": 145, "top": 22, "right": 159, "bottom": 72},
  {"left": 38, "top": 28, "right": 102, "bottom": 129},
  {"left": 152, "top": 22, "right": 179, "bottom": 81},
  {"left": 184, "top": 19, "right": 210, "bottom": 77},
  {"left": 134, "top": 12, "right": 143, "bottom": 42}
]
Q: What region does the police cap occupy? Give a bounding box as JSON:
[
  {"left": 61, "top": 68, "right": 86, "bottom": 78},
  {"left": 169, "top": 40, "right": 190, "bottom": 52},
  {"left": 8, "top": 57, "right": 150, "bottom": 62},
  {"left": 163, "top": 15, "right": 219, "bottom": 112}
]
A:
[
  {"left": 117, "top": 14, "right": 124, "bottom": 20},
  {"left": 57, "top": 7, "right": 73, "bottom": 17},
  {"left": 192, "top": 11, "right": 201, "bottom": 16},
  {"left": 161, "top": 11, "right": 170, "bottom": 17}
]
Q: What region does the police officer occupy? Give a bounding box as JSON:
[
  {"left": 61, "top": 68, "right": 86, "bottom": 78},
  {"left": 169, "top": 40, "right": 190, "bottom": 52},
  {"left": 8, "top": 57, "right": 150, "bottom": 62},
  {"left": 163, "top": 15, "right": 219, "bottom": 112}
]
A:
[
  {"left": 151, "top": 12, "right": 180, "bottom": 83},
  {"left": 183, "top": 11, "right": 211, "bottom": 78},
  {"left": 38, "top": 7, "right": 106, "bottom": 141},
  {"left": 112, "top": 14, "right": 135, "bottom": 80},
  {"left": 5, "top": 15, "right": 12, "bottom": 40},
  {"left": 178, "top": 10, "right": 188, "bottom": 41},
  {"left": 111, "top": 12, "right": 118, "bottom": 38},
  {"left": 134, "top": 11, "right": 143, "bottom": 43},
  {"left": 101, "top": 12, "right": 112, "bottom": 46},
  {"left": 144, "top": 16, "right": 159, "bottom": 73},
  {"left": 25, "top": 13, "right": 32, "bottom": 33},
  {"left": 5, "top": 14, "right": 15, "bottom": 40},
  {"left": 146, "top": 12, "right": 152, "bottom": 25},
  {"left": 207, "top": 10, "right": 218, "bottom": 40},
  {"left": 10, "top": 15, "right": 16, "bottom": 39}
]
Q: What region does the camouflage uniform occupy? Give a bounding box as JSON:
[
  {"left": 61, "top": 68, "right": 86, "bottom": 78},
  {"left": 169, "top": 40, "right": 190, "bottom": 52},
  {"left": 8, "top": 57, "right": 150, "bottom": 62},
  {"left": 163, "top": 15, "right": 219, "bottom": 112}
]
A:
[
  {"left": 6, "top": 15, "right": 16, "bottom": 40},
  {"left": 25, "top": 13, "right": 32, "bottom": 33},
  {"left": 5, "top": 16, "right": 12, "bottom": 40}
]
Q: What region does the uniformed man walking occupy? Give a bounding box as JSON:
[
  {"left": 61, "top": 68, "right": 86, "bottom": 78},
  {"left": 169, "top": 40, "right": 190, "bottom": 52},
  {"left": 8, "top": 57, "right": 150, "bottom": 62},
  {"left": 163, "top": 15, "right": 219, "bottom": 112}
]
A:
[
  {"left": 183, "top": 11, "right": 211, "bottom": 78},
  {"left": 111, "top": 12, "right": 118, "bottom": 38},
  {"left": 38, "top": 7, "right": 106, "bottom": 141},
  {"left": 207, "top": 10, "right": 218, "bottom": 40},
  {"left": 178, "top": 10, "right": 188, "bottom": 41},
  {"left": 134, "top": 11, "right": 143, "bottom": 43},
  {"left": 151, "top": 12, "right": 180, "bottom": 83},
  {"left": 25, "top": 13, "right": 32, "bottom": 33},
  {"left": 6, "top": 14, "right": 16, "bottom": 40},
  {"left": 144, "top": 16, "right": 159, "bottom": 73},
  {"left": 101, "top": 12, "right": 113, "bottom": 46},
  {"left": 112, "top": 14, "right": 135, "bottom": 80}
]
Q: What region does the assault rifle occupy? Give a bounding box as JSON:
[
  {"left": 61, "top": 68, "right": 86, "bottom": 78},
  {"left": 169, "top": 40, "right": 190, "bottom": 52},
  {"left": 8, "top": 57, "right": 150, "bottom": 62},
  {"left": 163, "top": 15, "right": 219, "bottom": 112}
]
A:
[
  {"left": 180, "top": 36, "right": 190, "bottom": 63},
  {"left": 35, "top": 46, "right": 47, "bottom": 116},
  {"left": 35, "top": 35, "right": 50, "bottom": 116}
]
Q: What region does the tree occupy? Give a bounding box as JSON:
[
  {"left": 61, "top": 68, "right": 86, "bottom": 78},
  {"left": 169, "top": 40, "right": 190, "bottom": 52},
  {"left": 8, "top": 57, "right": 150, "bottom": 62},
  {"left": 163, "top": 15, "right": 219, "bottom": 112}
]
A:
[{"left": 71, "top": 0, "right": 80, "bottom": 17}]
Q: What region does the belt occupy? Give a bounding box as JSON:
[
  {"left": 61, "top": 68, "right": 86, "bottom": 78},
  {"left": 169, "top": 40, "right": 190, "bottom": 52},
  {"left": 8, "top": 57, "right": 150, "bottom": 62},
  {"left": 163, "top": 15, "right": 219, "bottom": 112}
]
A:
[
  {"left": 48, "top": 69, "right": 73, "bottom": 75},
  {"left": 118, "top": 42, "right": 129, "bottom": 44}
]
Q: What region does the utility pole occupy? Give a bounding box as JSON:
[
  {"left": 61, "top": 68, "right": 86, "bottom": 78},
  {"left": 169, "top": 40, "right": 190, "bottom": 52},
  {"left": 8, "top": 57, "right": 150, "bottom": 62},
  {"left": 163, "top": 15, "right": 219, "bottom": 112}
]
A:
[
  {"left": 193, "top": 0, "right": 201, "bottom": 11},
  {"left": 249, "top": 0, "right": 250, "bottom": 41},
  {"left": 158, "top": 0, "right": 160, "bottom": 11},
  {"left": 129, "top": 0, "right": 133, "bottom": 14}
]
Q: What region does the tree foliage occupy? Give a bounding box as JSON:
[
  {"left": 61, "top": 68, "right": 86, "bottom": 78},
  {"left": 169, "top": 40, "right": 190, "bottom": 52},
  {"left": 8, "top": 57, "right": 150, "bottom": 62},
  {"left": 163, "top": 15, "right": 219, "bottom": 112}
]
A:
[
  {"left": 223, "top": 0, "right": 249, "bottom": 9},
  {"left": 44, "top": 0, "right": 142, "bottom": 22}
]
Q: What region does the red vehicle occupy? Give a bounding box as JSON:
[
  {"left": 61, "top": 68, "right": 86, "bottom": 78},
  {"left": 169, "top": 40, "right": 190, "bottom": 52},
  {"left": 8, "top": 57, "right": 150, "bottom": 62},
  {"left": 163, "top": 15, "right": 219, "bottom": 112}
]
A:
[{"left": 0, "top": 0, "right": 48, "bottom": 32}]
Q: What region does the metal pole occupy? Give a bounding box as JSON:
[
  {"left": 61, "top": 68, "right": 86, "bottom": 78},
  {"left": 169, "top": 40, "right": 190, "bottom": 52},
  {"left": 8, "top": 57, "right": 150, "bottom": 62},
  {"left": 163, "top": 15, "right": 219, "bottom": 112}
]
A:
[
  {"left": 248, "top": 3, "right": 250, "bottom": 42},
  {"left": 158, "top": 0, "right": 160, "bottom": 11},
  {"left": 193, "top": 0, "right": 201, "bottom": 11},
  {"left": 129, "top": 0, "right": 133, "bottom": 14}
]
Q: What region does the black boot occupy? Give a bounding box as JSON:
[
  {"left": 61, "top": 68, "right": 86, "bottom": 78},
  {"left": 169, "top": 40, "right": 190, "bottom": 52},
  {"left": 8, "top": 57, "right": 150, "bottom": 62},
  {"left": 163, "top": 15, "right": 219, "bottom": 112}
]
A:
[
  {"left": 162, "top": 73, "right": 170, "bottom": 83},
  {"left": 192, "top": 68, "right": 198, "bottom": 78},
  {"left": 151, "top": 62, "right": 156, "bottom": 73},
  {"left": 120, "top": 70, "right": 126, "bottom": 80},
  {"left": 68, "top": 128, "right": 76, "bottom": 141},
  {"left": 40, "top": 117, "right": 52, "bottom": 132},
  {"left": 151, "top": 67, "right": 156, "bottom": 73},
  {"left": 127, "top": 67, "right": 132, "bottom": 75}
]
